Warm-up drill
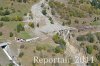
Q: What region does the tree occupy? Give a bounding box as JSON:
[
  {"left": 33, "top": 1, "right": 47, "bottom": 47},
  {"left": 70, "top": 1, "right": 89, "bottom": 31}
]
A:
[{"left": 9, "top": 32, "right": 13, "bottom": 37}]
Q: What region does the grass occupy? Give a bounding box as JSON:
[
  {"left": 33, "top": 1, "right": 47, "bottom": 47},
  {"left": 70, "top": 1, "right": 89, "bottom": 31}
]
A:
[
  {"left": 91, "top": 20, "right": 100, "bottom": 25},
  {"left": 18, "top": 31, "right": 31, "bottom": 39},
  {"left": 0, "top": 0, "right": 39, "bottom": 17}
]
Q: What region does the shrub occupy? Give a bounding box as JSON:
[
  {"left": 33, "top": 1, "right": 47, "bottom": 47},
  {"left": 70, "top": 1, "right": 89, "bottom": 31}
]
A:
[
  {"left": 75, "top": 19, "right": 79, "bottom": 24},
  {"left": 49, "top": 17, "right": 54, "bottom": 24},
  {"left": 54, "top": 46, "right": 63, "bottom": 53},
  {"left": 28, "top": 22, "right": 34, "bottom": 28},
  {"left": 86, "top": 33, "right": 94, "bottom": 43},
  {"left": 8, "top": 63, "right": 14, "bottom": 66},
  {"left": 16, "top": 23, "right": 25, "bottom": 33},
  {"left": 77, "top": 33, "right": 94, "bottom": 43},
  {"left": 0, "top": 32, "right": 2, "bottom": 36},
  {"left": 14, "top": 16, "right": 23, "bottom": 21},
  {"left": 0, "top": 22, "right": 3, "bottom": 27},
  {"left": 19, "top": 52, "right": 24, "bottom": 58},
  {"left": 95, "top": 32, "right": 100, "bottom": 41},
  {"left": 1, "top": 16, "right": 10, "bottom": 21},
  {"left": 86, "top": 45, "right": 93, "bottom": 54},
  {"left": 37, "top": 23, "right": 39, "bottom": 27},
  {"left": 53, "top": 33, "right": 66, "bottom": 49},
  {"left": 77, "top": 35, "right": 86, "bottom": 41},
  {"left": 9, "top": 32, "right": 13, "bottom": 37},
  {"left": 2, "top": 9, "right": 10, "bottom": 15},
  {"left": 52, "top": 33, "right": 60, "bottom": 44},
  {"left": 96, "top": 53, "right": 100, "bottom": 61},
  {"left": 42, "top": 9, "right": 47, "bottom": 15},
  {"left": 36, "top": 45, "right": 46, "bottom": 51}
]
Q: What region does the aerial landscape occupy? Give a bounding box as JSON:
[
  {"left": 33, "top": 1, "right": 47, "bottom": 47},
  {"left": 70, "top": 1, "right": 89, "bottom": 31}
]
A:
[{"left": 0, "top": 0, "right": 100, "bottom": 66}]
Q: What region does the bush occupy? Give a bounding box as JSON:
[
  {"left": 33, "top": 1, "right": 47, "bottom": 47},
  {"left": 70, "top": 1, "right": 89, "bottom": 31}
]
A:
[
  {"left": 9, "top": 32, "right": 13, "bottom": 37},
  {"left": 86, "top": 33, "right": 94, "bottom": 43},
  {"left": 75, "top": 19, "right": 79, "bottom": 24},
  {"left": 95, "top": 32, "right": 100, "bottom": 41},
  {"left": 2, "top": 9, "right": 10, "bottom": 15},
  {"left": 54, "top": 46, "right": 63, "bottom": 53},
  {"left": 53, "top": 33, "right": 66, "bottom": 49},
  {"left": 36, "top": 45, "right": 46, "bottom": 51},
  {"left": 77, "top": 35, "right": 86, "bottom": 41},
  {"left": 8, "top": 63, "right": 14, "bottom": 66},
  {"left": 13, "top": 16, "right": 23, "bottom": 21},
  {"left": 49, "top": 17, "right": 54, "bottom": 24},
  {"left": 0, "top": 22, "right": 3, "bottom": 27},
  {"left": 16, "top": 23, "right": 25, "bottom": 33},
  {"left": 96, "top": 53, "right": 100, "bottom": 62},
  {"left": 86, "top": 45, "right": 93, "bottom": 54},
  {"left": 77, "top": 33, "right": 94, "bottom": 43},
  {"left": 19, "top": 52, "right": 24, "bottom": 58},
  {"left": 1, "top": 16, "right": 10, "bottom": 21},
  {"left": 28, "top": 22, "right": 34, "bottom": 28},
  {"left": 53, "top": 33, "right": 60, "bottom": 44},
  {"left": 42, "top": 9, "right": 47, "bottom": 15},
  {"left": 0, "top": 32, "right": 2, "bottom": 36}
]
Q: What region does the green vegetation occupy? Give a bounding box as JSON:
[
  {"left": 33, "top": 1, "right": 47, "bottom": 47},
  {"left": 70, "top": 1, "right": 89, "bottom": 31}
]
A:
[
  {"left": 18, "top": 31, "right": 31, "bottom": 39},
  {"left": 91, "top": 21, "right": 100, "bottom": 25},
  {"left": 86, "top": 33, "right": 94, "bottom": 43},
  {"left": 0, "top": 22, "right": 3, "bottom": 27},
  {"left": 8, "top": 63, "right": 14, "bottom": 66},
  {"left": 53, "top": 33, "right": 66, "bottom": 49},
  {"left": 0, "top": 32, "right": 2, "bottom": 36},
  {"left": 52, "top": 33, "right": 60, "bottom": 44},
  {"left": 49, "top": 0, "right": 85, "bottom": 19},
  {"left": 32, "top": 62, "right": 36, "bottom": 66},
  {"left": 77, "top": 33, "right": 94, "bottom": 43},
  {"left": 49, "top": 17, "right": 54, "bottom": 24},
  {"left": 28, "top": 22, "right": 34, "bottom": 28},
  {"left": 9, "top": 32, "right": 13, "bottom": 37},
  {"left": 42, "top": 9, "right": 47, "bottom": 15},
  {"left": 19, "top": 52, "right": 24, "bottom": 58},
  {"left": 96, "top": 53, "right": 100, "bottom": 61},
  {"left": 77, "top": 35, "right": 86, "bottom": 41},
  {"left": 16, "top": 23, "right": 25, "bottom": 33},
  {"left": 54, "top": 46, "right": 63, "bottom": 53},
  {"left": 1, "top": 16, "right": 10, "bottom": 21},
  {"left": 91, "top": 0, "right": 100, "bottom": 9},
  {"left": 95, "top": 32, "right": 100, "bottom": 41},
  {"left": 86, "top": 45, "right": 93, "bottom": 54}
]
